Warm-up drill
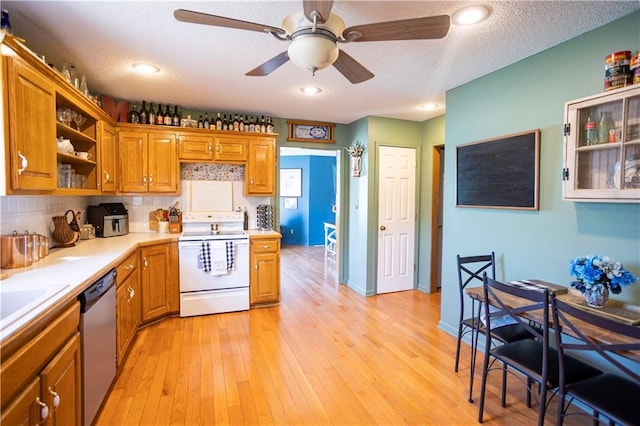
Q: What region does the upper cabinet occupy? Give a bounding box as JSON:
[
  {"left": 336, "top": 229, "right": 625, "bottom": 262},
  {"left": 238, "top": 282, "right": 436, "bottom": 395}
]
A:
[
  {"left": 117, "top": 126, "right": 178, "bottom": 193},
  {"left": 563, "top": 85, "right": 640, "bottom": 202},
  {"left": 1, "top": 35, "right": 114, "bottom": 195},
  {"left": 100, "top": 121, "right": 118, "bottom": 193},
  {"left": 245, "top": 136, "right": 276, "bottom": 195}
]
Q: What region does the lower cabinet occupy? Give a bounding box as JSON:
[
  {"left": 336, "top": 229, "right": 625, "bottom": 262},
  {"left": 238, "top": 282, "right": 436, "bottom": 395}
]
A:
[
  {"left": 249, "top": 237, "right": 281, "bottom": 306},
  {"left": 116, "top": 251, "right": 140, "bottom": 367},
  {"left": 0, "top": 302, "right": 81, "bottom": 426},
  {"left": 140, "top": 242, "right": 179, "bottom": 323}
]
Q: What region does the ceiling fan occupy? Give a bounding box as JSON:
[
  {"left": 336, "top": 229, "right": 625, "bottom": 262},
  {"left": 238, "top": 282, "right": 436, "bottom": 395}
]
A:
[{"left": 174, "top": 0, "right": 450, "bottom": 84}]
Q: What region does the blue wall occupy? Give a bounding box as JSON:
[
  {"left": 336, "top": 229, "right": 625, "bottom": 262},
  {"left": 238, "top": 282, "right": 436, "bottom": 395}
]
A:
[
  {"left": 437, "top": 12, "right": 640, "bottom": 335},
  {"left": 280, "top": 155, "right": 336, "bottom": 246}
]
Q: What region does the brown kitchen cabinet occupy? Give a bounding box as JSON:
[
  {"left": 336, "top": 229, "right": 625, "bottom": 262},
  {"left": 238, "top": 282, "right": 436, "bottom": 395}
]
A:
[
  {"left": 100, "top": 121, "right": 118, "bottom": 193},
  {"left": 214, "top": 135, "right": 247, "bottom": 163},
  {"left": 563, "top": 85, "right": 640, "bottom": 202},
  {"left": 177, "top": 132, "right": 214, "bottom": 161},
  {"left": 249, "top": 237, "right": 281, "bottom": 306},
  {"left": 117, "top": 126, "right": 179, "bottom": 193},
  {"left": 1, "top": 302, "right": 82, "bottom": 426},
  {"left": 2, "top": 50, "right": 57, "bottom": 192},
  {"left": 115, "top": 251, "right": 140, "bottom": 366},
  {"left": 245, "top": 137, "right": 276, "bottom": 195},
  {"left": 140, "top": 242, "right": 179, "bottom": 323},
  {"left": 1, "top": 35, "right": 113, "bottom": 196}
]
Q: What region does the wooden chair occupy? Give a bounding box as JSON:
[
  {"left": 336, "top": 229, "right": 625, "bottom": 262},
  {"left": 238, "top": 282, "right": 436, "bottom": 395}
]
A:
[
  {"left": 455, "top": 253, "right": 533, "bottom": 403},
  {"left": 550, "top": 294, "right": 640, "bottom": 426},
  {"left": 477, "top": 276, "right": 602, "bottom": 426}
]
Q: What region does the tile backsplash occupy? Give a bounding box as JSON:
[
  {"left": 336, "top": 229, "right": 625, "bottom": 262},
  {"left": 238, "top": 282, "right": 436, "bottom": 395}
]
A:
[{"left": 0, "top": 163, "right": 271, "bottom": 237}]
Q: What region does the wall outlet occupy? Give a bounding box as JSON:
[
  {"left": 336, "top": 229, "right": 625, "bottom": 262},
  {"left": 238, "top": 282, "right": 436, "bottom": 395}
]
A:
[{"left": 290, "top": 229, "right": 294, "bottom": 235}]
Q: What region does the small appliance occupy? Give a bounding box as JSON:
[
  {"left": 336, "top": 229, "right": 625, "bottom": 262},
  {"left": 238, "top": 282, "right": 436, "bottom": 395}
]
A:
[{"left": 87, "top": 203, "right": 129, "bottom": 237}]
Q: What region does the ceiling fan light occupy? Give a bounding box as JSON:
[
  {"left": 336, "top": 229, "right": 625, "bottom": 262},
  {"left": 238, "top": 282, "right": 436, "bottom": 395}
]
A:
[
  {"left": 451, "top": 5, "right": 491, "bottom": 26},
  {"left": 288, "top": 34, "right": 339, "bottom": 73},
  {"left": 420, "top": 103, "right": 439, "bottom": 110},
  {"left": 300, "top": 86, "right": 322, "bottom": 95}
]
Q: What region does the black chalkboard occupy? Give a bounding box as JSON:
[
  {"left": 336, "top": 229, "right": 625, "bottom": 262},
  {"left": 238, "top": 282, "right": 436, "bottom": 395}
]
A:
[{"left": 456, "top": 130, "right": 540, "bottom": 210}]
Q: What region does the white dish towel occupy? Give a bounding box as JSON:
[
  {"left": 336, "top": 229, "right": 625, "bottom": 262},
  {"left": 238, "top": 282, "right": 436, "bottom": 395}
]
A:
[{"left": 208, "top": 241, "right": 229, "bottom": 276}]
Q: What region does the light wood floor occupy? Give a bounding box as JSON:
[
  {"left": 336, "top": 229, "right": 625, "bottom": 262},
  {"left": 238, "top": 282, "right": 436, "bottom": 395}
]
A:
[{"left": 96, "top": 245, "right": 577, "bottom": 425}]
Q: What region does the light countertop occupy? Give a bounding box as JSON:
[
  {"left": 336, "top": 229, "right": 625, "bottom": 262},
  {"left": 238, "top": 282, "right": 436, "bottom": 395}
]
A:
[{"left": 0, "top": 230, "right": 281, "bottom": 344}]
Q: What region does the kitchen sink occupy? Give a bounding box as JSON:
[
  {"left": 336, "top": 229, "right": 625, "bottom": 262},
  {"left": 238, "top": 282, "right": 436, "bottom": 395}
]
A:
[{"left": 1, "top": 284, "right": 69, "bottom": 331}]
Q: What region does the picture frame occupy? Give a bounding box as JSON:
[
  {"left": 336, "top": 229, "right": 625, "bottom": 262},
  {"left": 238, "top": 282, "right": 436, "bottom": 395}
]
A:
[
  {"left": 280, "top": 168, "right": 302, "bottom": 197},
  {"left": 456, "top": 129, "right": 540, "bottom": 210},
  {"left": 283, "top": 198, "right": 298, "bottom": 209},
  {"left": 287, "top": 120, "right": 335, "bottom": 143}
]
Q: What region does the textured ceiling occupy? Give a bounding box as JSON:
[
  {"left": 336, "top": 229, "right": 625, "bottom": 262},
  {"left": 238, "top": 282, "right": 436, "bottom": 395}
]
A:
[{"left": 4, "top": 1, "right": 639, "bottom": 124}]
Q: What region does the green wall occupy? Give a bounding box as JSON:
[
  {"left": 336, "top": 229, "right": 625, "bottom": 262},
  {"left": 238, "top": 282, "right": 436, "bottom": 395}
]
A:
[{"left": 438, "top": 12, "right": 640, "bottom": 335}]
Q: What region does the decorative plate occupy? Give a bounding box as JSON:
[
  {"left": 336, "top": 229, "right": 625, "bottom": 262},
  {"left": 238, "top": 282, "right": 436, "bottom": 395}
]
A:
[{"left": 607, "top": 154, "right": 640, "bottom": 189}]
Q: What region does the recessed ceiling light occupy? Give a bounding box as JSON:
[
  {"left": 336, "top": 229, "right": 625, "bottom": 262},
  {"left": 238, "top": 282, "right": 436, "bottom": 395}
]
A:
[
  {"left": 132, "top": 62, "right": 160, "bottom": 74},
  {"left": 420, "top": 103, "right": 439, "bottom": 110},
  {"left": 300, "top": 86, "right": 322, "bottom": 95},
  {"left": 451, "top": 5, "right": 491, "bottom": 26}
]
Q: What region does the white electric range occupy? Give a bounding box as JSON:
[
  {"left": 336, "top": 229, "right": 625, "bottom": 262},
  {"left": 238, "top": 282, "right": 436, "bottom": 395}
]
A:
[{"left": 178, "top": 211, "right": 250, "bottom": 317}]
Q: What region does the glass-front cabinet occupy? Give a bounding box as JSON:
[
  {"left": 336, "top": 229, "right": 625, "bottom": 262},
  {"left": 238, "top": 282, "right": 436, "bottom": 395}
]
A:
[{"left": 563, "top": 85, "right": 640, "bottom": 202}]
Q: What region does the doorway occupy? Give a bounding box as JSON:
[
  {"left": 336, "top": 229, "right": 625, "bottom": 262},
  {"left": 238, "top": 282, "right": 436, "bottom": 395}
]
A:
[
  {"left": 278, "top": 147, "right": 341, "bottom": 273},
  {"left": 376, "top": 146, "right": 417, "bottom": 294},
  {"left": 430, "top": 145, "right": 444, "bottom": 292}
]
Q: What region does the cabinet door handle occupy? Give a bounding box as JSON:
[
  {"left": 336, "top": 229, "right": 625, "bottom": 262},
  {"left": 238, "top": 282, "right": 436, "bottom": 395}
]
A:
[
  {"left": 128, "top": 286, "right": 135, "bottom": 299},
  {"left": 48, "top": 387, "right": 60, "bottom": 408},
  {"left": 250, "top": 178, "right": 254, "bottom": 185},
  {"left": 143, "top": 257, "right": 147, "bottom": 268},
  {"left": 17, "top": 151, "right": 28, "bottom": 175},
  {"left": 36, "top": 397, "right": 49, "bottom": 421},
  {"left": 254, "top": 263, "right": 258, "bottom": 270},
  {"left": 143, "top": 175, "right": 147, "bottom": 184},
  {"left": 208, "top": 143, "right": 213, "bottom": 152},
  {"left": 263, "top": 245, "right": 270, "bottom": 249},
  {"left": 104, "top": 170, "right": 110, "bottom": 182},
  {"left": 124, "top": 263, "right": 134, "bottom": 270},
  {"left": 149, "top": 175, "right": 153, "bottom": 185},
  {"left": 216, "top": 145, "right": 220, "bottom": 152}
]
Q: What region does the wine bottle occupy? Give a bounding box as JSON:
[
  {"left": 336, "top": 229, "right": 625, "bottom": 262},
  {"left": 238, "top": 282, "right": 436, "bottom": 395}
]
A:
[
  {"left": 156, "top": 104, "right": 164, "bottom": 125},
  {"left": 239, "top": 115, "right": 245, "bottom": 132},
  {"left": 266, "top": 116, "right": 274, "bottom": 133},
  {"left": 197, "top": 115, "right": 203, "bottom": 128},
  {"left": 260, "top": 115, "right": 266, "bottom": 133},
  {"left": 139, "top": 100, "right": 148, "bottom": 125},
  {"left": 233, "top": 114, "right": 240, "bottom": 131},
  {"left": 128, "top": 105, "right": 140, "bottom": 124},
  {"left": 203, "top": 113, "right": 210, "bottom": 129},
  {"left": 148, "top": 103, "right": 156, "bottom": 125},
  {"left": 249, "top": 117, "right": 256, "bottom": 133},
  {"left": 172, "top": 105, "right": 181, "bottom": 127},
  {"left": 244, "top": 115, "right": 249, "bottom": 132},
  {"left": 215, "top": 112, "right": 222, "bottom": 130},
  {"left": 222, "top": 114, "right": 229, "bottom": 131},
  {"left": 163, "top": 105, "right": 172, "bottom": 126}
]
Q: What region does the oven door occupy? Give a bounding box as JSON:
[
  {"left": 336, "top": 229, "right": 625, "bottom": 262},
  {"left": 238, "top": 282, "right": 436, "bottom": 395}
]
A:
[{"left": 179, "top": 239, "right": 249, "bottom": 292}]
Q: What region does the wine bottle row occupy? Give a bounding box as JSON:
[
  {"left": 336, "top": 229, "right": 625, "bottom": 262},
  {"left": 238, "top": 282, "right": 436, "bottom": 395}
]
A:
[{"left": 128, "top": 101, "right": 275, "bottom": 133}]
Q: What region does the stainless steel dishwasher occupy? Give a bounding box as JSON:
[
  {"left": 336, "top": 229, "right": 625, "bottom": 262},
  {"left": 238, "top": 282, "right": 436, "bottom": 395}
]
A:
[{"left": 78, "top": 269, "right": 116, "bottom": 426}]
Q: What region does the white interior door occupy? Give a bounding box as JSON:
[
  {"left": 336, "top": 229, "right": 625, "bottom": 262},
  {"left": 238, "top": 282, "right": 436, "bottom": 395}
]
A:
[{"left": 377, "top": 146, "right": 416, "bottom": 294}]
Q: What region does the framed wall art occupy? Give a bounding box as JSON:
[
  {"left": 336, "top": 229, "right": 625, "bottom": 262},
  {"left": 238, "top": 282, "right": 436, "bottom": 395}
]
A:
[
  {"left": 287, "top": 120, "right": 335, "bottom": 143},
  {"left": 280, "top": 168, "right": 302, "bottom": 197},
  {"left": 456, "top": 129, "right": 540, "bottom": 210}
]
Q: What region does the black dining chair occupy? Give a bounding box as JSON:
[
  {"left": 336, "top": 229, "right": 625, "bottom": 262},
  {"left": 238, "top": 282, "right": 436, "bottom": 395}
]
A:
[
  {"left": 455, "top": 253, "right": 532, "bottom": 403},
  {"left": 477, "top": 276, "right": 602, "bottom": 426},
  {"left": 550, "top": 294, "right": 640, "bottom": 426}
]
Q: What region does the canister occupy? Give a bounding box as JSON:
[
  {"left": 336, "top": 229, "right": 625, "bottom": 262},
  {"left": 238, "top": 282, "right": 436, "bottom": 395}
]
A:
[
  {"left": 0, "top": 232, "right": 33, "bottom": 269},
  {"left": 604, "top": 51, "right": 632, "bottom": 91}
]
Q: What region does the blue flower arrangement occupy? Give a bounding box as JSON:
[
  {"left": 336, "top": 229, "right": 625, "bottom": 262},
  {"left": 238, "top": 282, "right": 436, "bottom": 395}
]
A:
[{"left": 569, "top": 255, "right": 637, "bottom": 295}]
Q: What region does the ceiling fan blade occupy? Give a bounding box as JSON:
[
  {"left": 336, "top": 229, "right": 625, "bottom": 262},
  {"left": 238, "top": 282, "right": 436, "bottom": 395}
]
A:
[
  {"left": 246, "top": 51, "right": 290, "bottom": 77},
  {"left": 303, "top": 0, "right": 334, "bottom": 24},
  {"left": 333, "top": 50, "right": 374, "bottom": 84},
  {"left": 174, "top": 9, "right": 285, "bottom": 35},
  {"left": 343, "top": 15, "right": 450, "bottom": 42}
]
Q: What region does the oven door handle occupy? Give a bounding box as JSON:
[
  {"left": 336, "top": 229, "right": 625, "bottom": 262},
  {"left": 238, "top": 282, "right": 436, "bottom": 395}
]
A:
[{"left": 179, "top": 240, "right": 248, "bottom": 248}]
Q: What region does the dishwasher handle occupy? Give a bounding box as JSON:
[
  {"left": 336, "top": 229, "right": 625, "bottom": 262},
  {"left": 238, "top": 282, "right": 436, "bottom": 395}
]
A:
[{"left": 78, "top": 269, "right": 117, "bottom": 313}]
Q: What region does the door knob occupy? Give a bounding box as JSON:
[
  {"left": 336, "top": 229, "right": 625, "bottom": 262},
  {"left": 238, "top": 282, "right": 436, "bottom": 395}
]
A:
[{"left": 379, "top": 225, "right": 386, "bottom": 231}]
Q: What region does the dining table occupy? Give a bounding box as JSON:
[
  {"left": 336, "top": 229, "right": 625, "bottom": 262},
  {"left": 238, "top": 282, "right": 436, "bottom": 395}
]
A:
[{"left": 465, "top": 279, "right": 640, "bottom": 363}]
